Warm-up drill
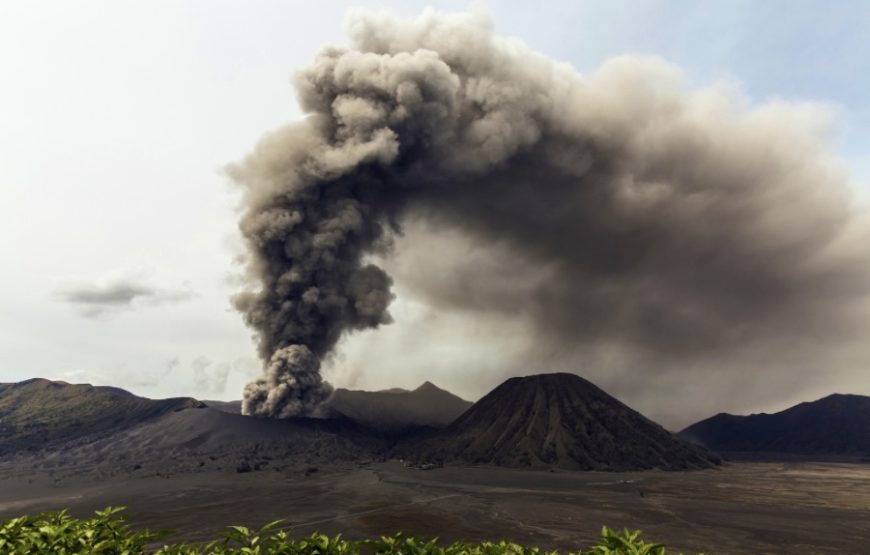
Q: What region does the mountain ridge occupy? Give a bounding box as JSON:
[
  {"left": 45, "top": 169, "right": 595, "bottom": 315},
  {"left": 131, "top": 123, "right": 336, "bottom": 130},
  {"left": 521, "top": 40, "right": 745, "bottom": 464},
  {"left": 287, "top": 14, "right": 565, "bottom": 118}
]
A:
[
  {"left": 205, "top": 381, "right": 472, "bottom": 433},
  {"left": 321, "top": 380, "right": 472, "bottom": 433},
  {"left": 680, "top": 393, "right": 870, "bottom": 457},
  {"left": 2, "top": 374, "right": 724, "bottom": 473},
  {"left": 0, "top": 378, "right": 205, "bottom": 455}
]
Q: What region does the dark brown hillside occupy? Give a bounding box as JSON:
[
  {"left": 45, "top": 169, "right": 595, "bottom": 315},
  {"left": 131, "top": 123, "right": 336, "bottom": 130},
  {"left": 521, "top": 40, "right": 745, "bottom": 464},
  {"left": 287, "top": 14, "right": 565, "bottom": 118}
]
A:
[
  {"left": 396, "top": 373, "right": 720, "bottom": 470},
  {"left": 680, "top": 393, "right": 870, "bottom": 457},
  {"left": 0, "top": 379, "right": 386, "bottom": 477},
  {"left": 21, "top": 405, "right": 387, "bottom": 478},
  {"left": 0, "top": 378, "right": 204, "bottom": 455}
]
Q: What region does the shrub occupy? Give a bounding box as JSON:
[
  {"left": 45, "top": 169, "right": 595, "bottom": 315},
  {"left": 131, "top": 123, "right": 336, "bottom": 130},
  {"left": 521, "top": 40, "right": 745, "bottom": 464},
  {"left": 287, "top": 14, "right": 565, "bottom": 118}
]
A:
[
  {"left": 0, "top": 506, "right": 164, "bottom": 554},
  {"left": 0, "top": 507, "right": 707, "bottom": 555}
]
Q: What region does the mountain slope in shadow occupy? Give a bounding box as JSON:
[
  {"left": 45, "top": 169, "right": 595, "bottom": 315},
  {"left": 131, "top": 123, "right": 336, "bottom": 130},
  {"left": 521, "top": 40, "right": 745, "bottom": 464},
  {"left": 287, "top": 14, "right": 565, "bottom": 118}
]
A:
[{"left": 680, "top": 393, "right": 870, "bottom": 458}]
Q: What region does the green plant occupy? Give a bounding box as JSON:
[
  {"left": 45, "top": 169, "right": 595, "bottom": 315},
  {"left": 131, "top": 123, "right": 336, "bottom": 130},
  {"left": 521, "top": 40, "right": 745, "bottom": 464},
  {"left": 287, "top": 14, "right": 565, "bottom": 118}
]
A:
[
  {"left": 0, "top": 506, "right": 166, "bottom": 554},
  {"left": 582, "top": 527, "right": 666, "bottom": 555},
  {"left": 0, "top": 508, "right": 707, "bottom": 555}
]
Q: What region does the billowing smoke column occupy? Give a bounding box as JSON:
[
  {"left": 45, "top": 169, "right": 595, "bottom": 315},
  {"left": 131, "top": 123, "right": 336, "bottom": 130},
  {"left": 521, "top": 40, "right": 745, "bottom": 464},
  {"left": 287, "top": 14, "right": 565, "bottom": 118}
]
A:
[{"left": 231, "top": 9, "right": 870, "bottom": 418}]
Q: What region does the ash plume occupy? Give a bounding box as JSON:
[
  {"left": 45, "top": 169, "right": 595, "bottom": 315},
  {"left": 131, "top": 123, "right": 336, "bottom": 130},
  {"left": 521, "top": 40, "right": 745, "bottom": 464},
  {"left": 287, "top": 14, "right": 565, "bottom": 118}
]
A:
[
  {"left": 231, "top": 9, "right": 870, "bottom": 419},
  {"left": 241, "top": 345, "right": 333, "bottom": 417}
]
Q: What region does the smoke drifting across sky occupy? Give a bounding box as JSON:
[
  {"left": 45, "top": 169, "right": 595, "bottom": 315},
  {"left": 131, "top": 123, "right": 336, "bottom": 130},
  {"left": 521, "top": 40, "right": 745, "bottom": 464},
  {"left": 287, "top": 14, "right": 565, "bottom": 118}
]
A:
[{"left": 231, "top": 9, "right": 870, "bottom": 421}]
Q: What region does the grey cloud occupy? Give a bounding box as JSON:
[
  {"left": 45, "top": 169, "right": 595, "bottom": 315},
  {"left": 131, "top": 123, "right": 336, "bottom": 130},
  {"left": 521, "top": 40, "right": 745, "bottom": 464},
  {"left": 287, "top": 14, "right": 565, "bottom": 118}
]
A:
[
  {"left": 58, "top": 280, "right": 195, "bottom": 317},
  {"left": 230, "top": 9, "right": 870, "bottom": 419}
]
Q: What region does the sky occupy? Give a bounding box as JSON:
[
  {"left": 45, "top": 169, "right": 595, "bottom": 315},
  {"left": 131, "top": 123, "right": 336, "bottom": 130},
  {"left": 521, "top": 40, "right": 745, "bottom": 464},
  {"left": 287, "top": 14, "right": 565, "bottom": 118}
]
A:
[{"left": 1, "top": 1, "right": 868, "bottom": 428}]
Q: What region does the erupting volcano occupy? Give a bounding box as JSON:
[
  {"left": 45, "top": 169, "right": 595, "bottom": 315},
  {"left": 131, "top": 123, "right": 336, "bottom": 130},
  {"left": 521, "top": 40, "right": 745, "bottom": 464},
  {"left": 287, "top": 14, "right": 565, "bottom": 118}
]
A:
[{"left": 231, "top": 10, "right": 870, "bottom": 419}]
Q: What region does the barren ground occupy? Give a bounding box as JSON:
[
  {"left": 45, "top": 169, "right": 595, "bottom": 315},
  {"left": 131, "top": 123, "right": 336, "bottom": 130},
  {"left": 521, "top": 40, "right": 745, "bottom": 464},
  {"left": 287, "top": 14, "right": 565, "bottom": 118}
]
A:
[{"left": 1, "top": 461, "right": 868, "bottom": 554}]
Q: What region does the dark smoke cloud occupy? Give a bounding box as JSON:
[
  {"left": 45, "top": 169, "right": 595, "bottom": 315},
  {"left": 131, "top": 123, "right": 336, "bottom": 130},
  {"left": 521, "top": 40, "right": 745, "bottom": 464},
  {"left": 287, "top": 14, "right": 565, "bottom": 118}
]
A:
[
  {"left": 58, "top": 280, "right": 195, "bottom": 318},
  {"left": 231, "top": 9, "right": 870, "bottom": 419},
  {"left": 241, "top": 345, "right": 334, "bottom": 417}
]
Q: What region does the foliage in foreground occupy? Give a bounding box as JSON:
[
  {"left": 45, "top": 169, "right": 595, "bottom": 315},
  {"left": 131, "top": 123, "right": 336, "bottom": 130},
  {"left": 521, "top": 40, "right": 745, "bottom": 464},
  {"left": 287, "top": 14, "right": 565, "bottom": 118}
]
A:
[{"left": 0, "top": 507, "right": 706, "bottom": 555}]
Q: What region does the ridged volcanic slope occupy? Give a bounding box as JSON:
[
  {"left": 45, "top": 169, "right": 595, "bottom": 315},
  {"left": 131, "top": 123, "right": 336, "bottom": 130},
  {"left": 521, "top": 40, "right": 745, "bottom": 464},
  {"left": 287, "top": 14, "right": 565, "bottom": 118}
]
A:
[{"left": 398, "top": 373, "right": 719, "bottom": 470}]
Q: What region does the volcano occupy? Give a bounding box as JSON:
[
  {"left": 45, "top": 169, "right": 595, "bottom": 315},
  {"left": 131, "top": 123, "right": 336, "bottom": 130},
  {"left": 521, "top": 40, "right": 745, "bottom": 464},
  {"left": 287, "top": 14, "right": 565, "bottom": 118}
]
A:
[{"left": 396, "top": 373, "right": 720, "bottom": 470}]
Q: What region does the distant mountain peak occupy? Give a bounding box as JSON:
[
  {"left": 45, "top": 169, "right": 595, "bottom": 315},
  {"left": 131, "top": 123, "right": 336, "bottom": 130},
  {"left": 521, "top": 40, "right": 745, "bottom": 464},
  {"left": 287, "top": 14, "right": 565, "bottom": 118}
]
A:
[
  {"left": 319, "top": 382, "right": 473, "bottom": 433},
  {"left": 816, "top": 392, "right": 866, "bottom": 403},
  {"left": 508, "top": 372, "right": 581, "bottom": 381},
  {"left": 414, "top": 380, "right": 441, "bottom": 393}
]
